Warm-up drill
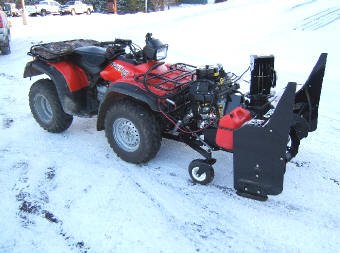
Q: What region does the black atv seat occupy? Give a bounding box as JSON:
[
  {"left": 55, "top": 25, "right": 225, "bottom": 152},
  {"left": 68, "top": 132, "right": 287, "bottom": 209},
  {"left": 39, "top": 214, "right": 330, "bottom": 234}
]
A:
[{"left": 72, "top": 46, "right": 107, "bottom": 75}]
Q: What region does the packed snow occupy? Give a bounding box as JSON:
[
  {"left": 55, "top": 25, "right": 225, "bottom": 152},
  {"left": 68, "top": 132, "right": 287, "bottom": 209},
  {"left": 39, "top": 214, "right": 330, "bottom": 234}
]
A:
[{"left": 0, "top": 0, "right": 339, "bottom": 252}]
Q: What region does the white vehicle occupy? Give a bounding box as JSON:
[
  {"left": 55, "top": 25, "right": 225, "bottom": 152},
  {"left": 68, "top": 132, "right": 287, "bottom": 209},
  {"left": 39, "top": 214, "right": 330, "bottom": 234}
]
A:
[
  {"left": 60, "top": 1, "right": 93, "bottom": 15},
  {"left": 25, "top": 0, "right": 61, "bottom": 16}
]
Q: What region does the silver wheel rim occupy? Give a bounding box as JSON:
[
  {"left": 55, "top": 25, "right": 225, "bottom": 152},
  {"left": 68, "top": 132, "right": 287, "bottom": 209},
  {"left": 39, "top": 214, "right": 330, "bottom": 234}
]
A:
[
  {"left": 112, "top": 118, "right": 140, "bottom": 152},
  {"left": 34, "top": 94, "right": 53, "bottom": 123},
  {"left": 192, "top": 167, "right": 207, "bottom": 182}
]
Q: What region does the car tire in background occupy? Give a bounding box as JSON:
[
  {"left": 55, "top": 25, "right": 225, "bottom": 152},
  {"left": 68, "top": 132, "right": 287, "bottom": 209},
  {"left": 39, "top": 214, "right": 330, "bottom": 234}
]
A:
[{"left": 0, "top": 37, "right": 11, "bottom": 55}]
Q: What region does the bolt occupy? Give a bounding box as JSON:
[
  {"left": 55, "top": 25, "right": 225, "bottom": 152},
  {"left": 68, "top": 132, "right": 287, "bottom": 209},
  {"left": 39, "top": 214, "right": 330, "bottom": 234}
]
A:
[
  {"left": 256, "top": 164, "right": 259, "bottom": 168},
  {"left": 256, "top": 174, "right": 259, "bottom": 178},
  {"left": 280, "top": 157, "right": 284, "bottom": 161},
  {"left": 270, "top": 129, "right": 273, "bottom": 133},
  {"left": 245, "top": 187, "right": 248, "bottom": 191},
  {"left": 257, "top": 190, "right": 261, "bottom": 194}
]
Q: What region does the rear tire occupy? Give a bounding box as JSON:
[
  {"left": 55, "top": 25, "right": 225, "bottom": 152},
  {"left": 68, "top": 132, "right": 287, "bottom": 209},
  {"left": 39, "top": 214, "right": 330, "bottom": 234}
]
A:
[
  {"left": 29, "top": 79, "right": 73, "bottom": 133},
  {"left": 1, "top": 37, "right": 11, "bottom": 55},
  {"left": 104, "top": 99, "right": 161, "bottom": 164},
  {"left": 41, "top": 9, "right": 47, "bottom": 16}
]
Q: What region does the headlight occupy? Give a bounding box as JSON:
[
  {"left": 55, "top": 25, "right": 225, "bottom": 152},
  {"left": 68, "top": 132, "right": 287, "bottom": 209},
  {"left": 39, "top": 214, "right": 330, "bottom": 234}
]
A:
[
  {"left": 143, "top": 33, "right": 168, "bottom": 61},
  {"left": 156, "top": 45, "right": 168, "bottom": 60}
]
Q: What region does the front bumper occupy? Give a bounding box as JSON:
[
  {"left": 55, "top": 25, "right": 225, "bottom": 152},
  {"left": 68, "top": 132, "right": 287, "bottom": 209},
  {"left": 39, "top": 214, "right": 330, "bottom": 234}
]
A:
[{"left": 60, "top": 8, "right": 72, "bottom": 14}]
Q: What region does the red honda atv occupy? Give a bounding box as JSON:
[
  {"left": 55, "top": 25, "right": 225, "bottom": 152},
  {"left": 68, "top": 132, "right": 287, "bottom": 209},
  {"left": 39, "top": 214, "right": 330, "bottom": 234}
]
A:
[{"left": 24, "top": 33, "right": 327, "bottom": 201}]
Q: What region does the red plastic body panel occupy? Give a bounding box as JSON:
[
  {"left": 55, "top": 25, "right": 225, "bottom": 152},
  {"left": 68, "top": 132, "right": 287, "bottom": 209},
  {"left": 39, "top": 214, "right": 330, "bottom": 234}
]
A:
[
  {"left": 49, "top": 62, "right": 89, "bottom": 92},
  {"left": 216, "top": 106, "right": 252, "bottom": 150},
  {"left": 100, "top": 60, "right": 192, "bottom": 97}
]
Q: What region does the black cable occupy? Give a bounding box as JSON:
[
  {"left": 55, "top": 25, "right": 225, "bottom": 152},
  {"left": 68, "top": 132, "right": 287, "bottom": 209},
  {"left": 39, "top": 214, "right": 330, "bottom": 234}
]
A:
[{"left": 232, "top": 66, "right": 250, "bottom": 83}]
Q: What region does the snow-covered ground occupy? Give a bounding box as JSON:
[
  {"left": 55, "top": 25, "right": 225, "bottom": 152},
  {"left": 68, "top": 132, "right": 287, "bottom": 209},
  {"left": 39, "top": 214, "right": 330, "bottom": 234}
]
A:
[{"left": 0, "top": 0, "right": 339, "bottom": 252}]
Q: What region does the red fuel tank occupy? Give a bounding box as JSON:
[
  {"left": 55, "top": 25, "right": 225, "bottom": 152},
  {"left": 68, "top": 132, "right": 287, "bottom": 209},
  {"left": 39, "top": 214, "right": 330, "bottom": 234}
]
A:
[{"left": 216, "top": 106, "right": 252, "bottom": 150}]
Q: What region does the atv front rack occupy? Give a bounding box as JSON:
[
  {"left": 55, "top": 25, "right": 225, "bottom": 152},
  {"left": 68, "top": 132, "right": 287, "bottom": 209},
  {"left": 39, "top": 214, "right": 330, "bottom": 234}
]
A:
[{"left": 135, "top": 62, "right": 196, "bottom": 98}]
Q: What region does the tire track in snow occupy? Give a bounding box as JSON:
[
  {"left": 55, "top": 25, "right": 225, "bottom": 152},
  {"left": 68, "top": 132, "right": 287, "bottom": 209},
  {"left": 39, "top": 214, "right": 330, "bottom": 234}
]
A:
[
  {"left": 1, "top": 113, "right": 14, "bottom": 129},
  {"left": 130, "top": 161, "right": 340, "bottom": 246},
  {"left": 0, "top": 74, "right": 19, "bottom": 131},
  {"left": 295, "top": 7, "right": 340, "bottom": 31},
  {"left": 0, "top": 72, "right": 18, "bottom": 81},
  {"left": 130, "top": 179, "right": 245, "bottom": 252},
  {"left": 12, "top": 163, "right": 91, "bottom": 253},
  {"left": 291, "top": 0, "right": 317, "bottom": 10},
  {"left": 121, "top": 165, "right": 284, "bottom": 252}
]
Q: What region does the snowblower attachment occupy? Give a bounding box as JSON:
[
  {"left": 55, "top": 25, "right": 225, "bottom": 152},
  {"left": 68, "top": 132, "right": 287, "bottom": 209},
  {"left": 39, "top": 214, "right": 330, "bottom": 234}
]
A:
[
  {"left": 233, "top": 53, "right": 327, "bottom": 200},
  {"left": 293, "top": 53, "right": 327, "bottom": 137}
]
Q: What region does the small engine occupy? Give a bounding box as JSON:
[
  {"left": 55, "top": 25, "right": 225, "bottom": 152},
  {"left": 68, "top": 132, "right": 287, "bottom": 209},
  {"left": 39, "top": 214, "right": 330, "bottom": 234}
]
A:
[{"left": 188, "top": 65, "right": 227, "bottom": 128}]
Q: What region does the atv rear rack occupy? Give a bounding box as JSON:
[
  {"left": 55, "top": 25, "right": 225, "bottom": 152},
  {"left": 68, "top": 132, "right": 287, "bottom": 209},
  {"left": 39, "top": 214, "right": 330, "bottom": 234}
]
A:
[
  {"left": 135, "top": 62, "right": 196, "bottom": 97},
  {"left": 28, "top": 39, "right": 100, "bottom": 62}
]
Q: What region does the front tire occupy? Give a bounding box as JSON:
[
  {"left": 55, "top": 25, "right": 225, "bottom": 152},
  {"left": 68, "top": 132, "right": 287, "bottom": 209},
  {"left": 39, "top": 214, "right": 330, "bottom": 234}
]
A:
[
  {"left": 29, "top": 79, "right": 73, "bottom": 133},
  {"left": 104, "top": 99, "right": 161, "bottom": 164}
]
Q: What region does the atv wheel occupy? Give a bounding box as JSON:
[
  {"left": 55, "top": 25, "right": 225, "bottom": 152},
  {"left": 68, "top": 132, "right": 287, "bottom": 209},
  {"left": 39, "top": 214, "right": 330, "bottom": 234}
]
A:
[
  {"left": 41, "top": 9, "right": 47, "bottom": 16},
  {"left": 86, "top": 9, "right": 91, "bottom": 15},
  {"left": 29, "top": 79, "right": 73, "bottom": 133},
  {"left": 104, "top": 99, "right": 161, "bottom": 164},
  {"left": 188, "top": 159, "right": 214, "bottom": 185}
]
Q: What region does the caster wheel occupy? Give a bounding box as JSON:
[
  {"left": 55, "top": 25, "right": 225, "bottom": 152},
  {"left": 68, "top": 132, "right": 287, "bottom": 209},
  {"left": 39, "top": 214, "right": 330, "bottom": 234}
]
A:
[{"left": 188, "top": 159, "right": 214, "bottom": 185}]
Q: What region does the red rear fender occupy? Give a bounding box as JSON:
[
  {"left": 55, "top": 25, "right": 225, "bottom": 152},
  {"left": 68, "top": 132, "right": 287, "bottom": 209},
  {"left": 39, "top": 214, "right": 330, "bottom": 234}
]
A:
[{"left": 48, "top": 62, "right": 89, "bottom": 92}]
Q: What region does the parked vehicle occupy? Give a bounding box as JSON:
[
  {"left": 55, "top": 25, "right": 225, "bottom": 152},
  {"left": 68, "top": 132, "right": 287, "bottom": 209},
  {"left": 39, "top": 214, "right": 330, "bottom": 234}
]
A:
[
  {"left": 25, "top": 0, "right": 61, "bottom": 16},
  {"left": 3, "top": 3, "right": 20, "bottom": 17},
  {"left": 60, "top": 1, "right": 93, "bottom": 15},
  {"left": 0, "top": 8, "right": 10, "bottom": 54},
  {"left": 24, "top": 34, "right": 327, "bottom": 201}
]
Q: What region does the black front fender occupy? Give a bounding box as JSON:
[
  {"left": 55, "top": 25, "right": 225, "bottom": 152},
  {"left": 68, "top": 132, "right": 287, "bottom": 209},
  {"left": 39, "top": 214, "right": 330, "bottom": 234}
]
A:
[{"left": 96, "top": 82, "right": 158, "bottom": 131}]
